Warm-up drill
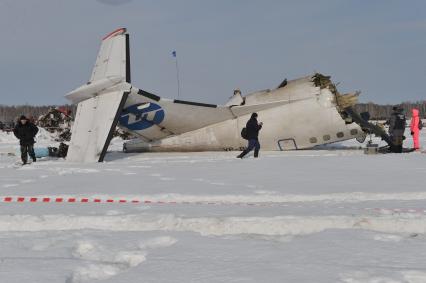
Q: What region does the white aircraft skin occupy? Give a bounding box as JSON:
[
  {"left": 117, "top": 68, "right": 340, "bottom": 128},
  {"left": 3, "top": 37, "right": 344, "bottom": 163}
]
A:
[
  {"left": 65, "top": 28, "right": 364, "bottom": 162},
  {"left": 122, "top": 77, "right": 363, "bottom": 152}
]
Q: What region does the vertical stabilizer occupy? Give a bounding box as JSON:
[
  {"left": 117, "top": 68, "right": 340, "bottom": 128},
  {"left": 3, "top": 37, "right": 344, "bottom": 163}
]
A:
[{"left": 65, "top": 28, "right": 131, "bottom": 162}]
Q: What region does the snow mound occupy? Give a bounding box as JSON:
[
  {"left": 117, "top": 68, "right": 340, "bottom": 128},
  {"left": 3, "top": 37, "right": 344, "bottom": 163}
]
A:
[
  {"left": 0, "top": 132, "right": 16, "bottom": 144},
  {"left": 138, "top": 236, "right": 178, "bottom": 250},
  {"left": 340, "top": 271, "right": 401, "bottom": 283},
  {"left": 67, "top": 236, "right": 177, "bottom": 283},
  {"left": 70, "top": 240, "right": 146, "bottom": 283},
  {"left": 340, "top": 270, "right": 426, "bottom": 283},
  {"left": 402, "top": 271, "right": 426, "bottom": 283},
  {"left": 0, "top": 127, "right": 58, "bottom": 153},
  {"left": 3, "top": 214, "right": 426, "bottom": 236}
]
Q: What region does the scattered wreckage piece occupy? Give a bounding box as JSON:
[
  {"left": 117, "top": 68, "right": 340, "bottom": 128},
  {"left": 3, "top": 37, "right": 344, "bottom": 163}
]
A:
[
  {"left": 37, "top": 107, "right": 72, "bottom": 142},
  {"left": 48, "top": 142, "right": 69, "bottom": 158},
  {"left": 13, "top": 143, "right": 69, "bottom": 159}
]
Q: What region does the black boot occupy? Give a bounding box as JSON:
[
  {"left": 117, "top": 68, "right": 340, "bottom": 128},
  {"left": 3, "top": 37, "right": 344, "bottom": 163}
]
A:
[
  {"left": 237, "top": 150, "right": 248, "bottom": 158},
  {"left": 254, "top": 149, "right": 259, "bottom": 158}
]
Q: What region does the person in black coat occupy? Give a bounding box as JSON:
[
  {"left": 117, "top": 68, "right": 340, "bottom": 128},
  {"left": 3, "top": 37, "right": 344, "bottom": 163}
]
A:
[
  {"left": 13, "top": 115, "right": 39, "bottom": 164},
  {"left": 237, "top": 113, "right": 263, "bottom": 158},
  {"left": 387, "top": 106, "right": 406, "bottom": 153}
]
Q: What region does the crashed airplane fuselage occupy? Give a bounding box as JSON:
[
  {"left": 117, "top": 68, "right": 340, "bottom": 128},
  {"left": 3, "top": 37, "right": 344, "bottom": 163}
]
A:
[
  {"left": 65, "top": 28, "right": 364, "bottom": 162},
  {"left": 122, "top": 76, "right": 364, "bottom": 153}
]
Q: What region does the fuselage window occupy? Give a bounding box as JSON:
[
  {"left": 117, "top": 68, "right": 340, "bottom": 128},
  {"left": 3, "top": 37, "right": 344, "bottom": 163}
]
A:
[
  {"left": 323, "top": 135, "right": 331, "bottom": 141},
  {"left": 350, "top": 129, "right": 358, "bottom": 135},
  {"left": 336, "top": 132, "right": 344, "bottom": 138},
  {"left": 310, "top": 137, "right": 317, "bottom": 144}
]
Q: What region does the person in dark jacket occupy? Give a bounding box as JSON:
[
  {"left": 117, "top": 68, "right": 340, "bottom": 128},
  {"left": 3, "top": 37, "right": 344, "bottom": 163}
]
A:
[
  {"left": 13, "top": 115, "right": 39, "bottom": 164},
  {"left": 388, "top": 106, "right": 406, "bottom": 153},
  {"left": 237, "top": 113, "right": 263, "bottom": 158}
]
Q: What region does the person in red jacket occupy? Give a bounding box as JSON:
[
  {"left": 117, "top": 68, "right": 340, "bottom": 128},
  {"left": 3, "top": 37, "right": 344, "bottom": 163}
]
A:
[{"left": 410, "top": 108, "right": 421, "bottom": 150}]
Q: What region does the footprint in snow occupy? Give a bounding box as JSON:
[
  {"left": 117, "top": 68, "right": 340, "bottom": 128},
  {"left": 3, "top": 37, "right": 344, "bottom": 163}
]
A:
[
  {"left": 57, "top": 168, "right": 100, "bottom": 175},
  {"left": 372, "top": 234, "right": 402, "bottom": 242},
  {"left": 104, "top": 168, "right": 121, "bottom": 172},
  {"left": 253, "top": 190, "right": 276, "bottom": 194},
  {"left": 210, "top": 182, "right": 226, "bottom": 186},
  {"left": 128, "top": 165, "right": 152, "bottom": 168},
  {"left": 3, "top": 184, "right": 18, "bottom": 188}
]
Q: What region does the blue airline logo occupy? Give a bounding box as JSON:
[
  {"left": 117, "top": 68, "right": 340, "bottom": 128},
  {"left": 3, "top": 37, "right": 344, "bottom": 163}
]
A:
[{"left": 119, "top": 103, "right": 165, "bottom": 131}]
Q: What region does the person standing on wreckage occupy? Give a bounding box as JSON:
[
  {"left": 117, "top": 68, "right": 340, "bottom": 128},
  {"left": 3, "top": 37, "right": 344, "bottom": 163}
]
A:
[
  {"left": 388, "top": 106, "right": 406, "bottom": 153},
  {"left": 13, "top": 115, "right": 39, "bottom": 164},
  {"left": 237, "top": 113, "right": 263, "bottom": 158}
]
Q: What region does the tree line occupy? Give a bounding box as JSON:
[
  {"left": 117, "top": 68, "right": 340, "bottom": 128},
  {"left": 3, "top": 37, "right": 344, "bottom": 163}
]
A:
[
  {"left": 0, "top": 105, "right": 75, "bottom": 126},
  {"left": 353, "top": 101, "right": 426, "bottom": 120}
]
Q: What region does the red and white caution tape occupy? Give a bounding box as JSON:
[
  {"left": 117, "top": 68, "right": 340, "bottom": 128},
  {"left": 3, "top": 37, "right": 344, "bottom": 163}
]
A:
[
  {"left": 0, "top": 196, "right": 270, "bottom": 206},
  {"left": 2, "top": 197, "right": 426, "bottom": 214},
  {"left": 2, "top": 196, "right": 140, "bottom": 204}
]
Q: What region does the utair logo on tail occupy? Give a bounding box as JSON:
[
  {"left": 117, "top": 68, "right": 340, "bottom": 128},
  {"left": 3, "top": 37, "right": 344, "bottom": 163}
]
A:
[{"left": 119, "top": 103, "right": 165, "bottom": 131}]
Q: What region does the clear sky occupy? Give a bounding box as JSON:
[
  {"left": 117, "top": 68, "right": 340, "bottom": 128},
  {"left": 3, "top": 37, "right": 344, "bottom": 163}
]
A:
[{"left": 0, "top": 0, "right": 425, "bottom": 105}]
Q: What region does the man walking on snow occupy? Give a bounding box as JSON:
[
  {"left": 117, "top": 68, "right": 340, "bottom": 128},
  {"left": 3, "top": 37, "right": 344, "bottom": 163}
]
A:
[
  {"left": 237, "top": 113, "right": 263, "bottom": 158},
  {"left": 13, "top": 115, "right": 39, "bottom": 164}
]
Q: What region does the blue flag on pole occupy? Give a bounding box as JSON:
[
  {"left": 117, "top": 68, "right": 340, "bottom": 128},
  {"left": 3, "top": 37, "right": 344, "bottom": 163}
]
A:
[{"left": 172, "top": 51, "right": 177, "bottom": 57}]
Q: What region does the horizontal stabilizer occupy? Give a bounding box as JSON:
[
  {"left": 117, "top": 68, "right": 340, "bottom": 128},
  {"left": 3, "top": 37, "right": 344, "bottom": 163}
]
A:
[{"left": 65, "top": 76, "right": 124, "bottom": 104}]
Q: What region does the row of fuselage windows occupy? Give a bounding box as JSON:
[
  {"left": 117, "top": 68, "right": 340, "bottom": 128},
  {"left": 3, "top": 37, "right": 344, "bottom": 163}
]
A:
[{"left": 309, "top": 129, "right": 359, "bottom": 144}]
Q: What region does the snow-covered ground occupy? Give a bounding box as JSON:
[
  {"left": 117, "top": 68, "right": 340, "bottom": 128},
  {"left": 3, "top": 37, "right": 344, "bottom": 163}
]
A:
[{"left": 0, "top": 127, "right": 425, "bottom": 283}]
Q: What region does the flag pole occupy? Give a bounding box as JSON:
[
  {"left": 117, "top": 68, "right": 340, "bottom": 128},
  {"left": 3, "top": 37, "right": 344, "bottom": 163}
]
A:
[{"left": 173, "top": 51, "right": 181, "bottom": 99}]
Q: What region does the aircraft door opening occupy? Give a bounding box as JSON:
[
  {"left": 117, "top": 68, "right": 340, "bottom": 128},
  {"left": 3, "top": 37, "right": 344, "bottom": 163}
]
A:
[{"left": 278, "top": 138, "right": 298, "bottom": 151}]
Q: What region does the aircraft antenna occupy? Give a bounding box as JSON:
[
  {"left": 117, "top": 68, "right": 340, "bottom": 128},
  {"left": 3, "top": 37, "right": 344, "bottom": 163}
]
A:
[{"left": 172, "top": 50, "right": 181, "bottom": 99}]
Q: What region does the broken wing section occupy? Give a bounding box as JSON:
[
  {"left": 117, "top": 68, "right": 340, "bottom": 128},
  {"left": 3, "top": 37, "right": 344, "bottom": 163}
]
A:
[{"left": 67, "top": 91, "right": 129, "bottom": 163}]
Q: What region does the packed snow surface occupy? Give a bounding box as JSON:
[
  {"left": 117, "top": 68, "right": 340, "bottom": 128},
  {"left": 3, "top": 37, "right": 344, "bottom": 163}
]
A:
[{"left": 0, "top": 128, "right": 425, "bottom": 282}]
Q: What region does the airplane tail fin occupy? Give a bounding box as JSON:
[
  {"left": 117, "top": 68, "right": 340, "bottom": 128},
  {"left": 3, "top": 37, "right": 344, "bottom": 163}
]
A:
[{"left": 65, "top": 28, "right": 131, "bottom": 162}]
